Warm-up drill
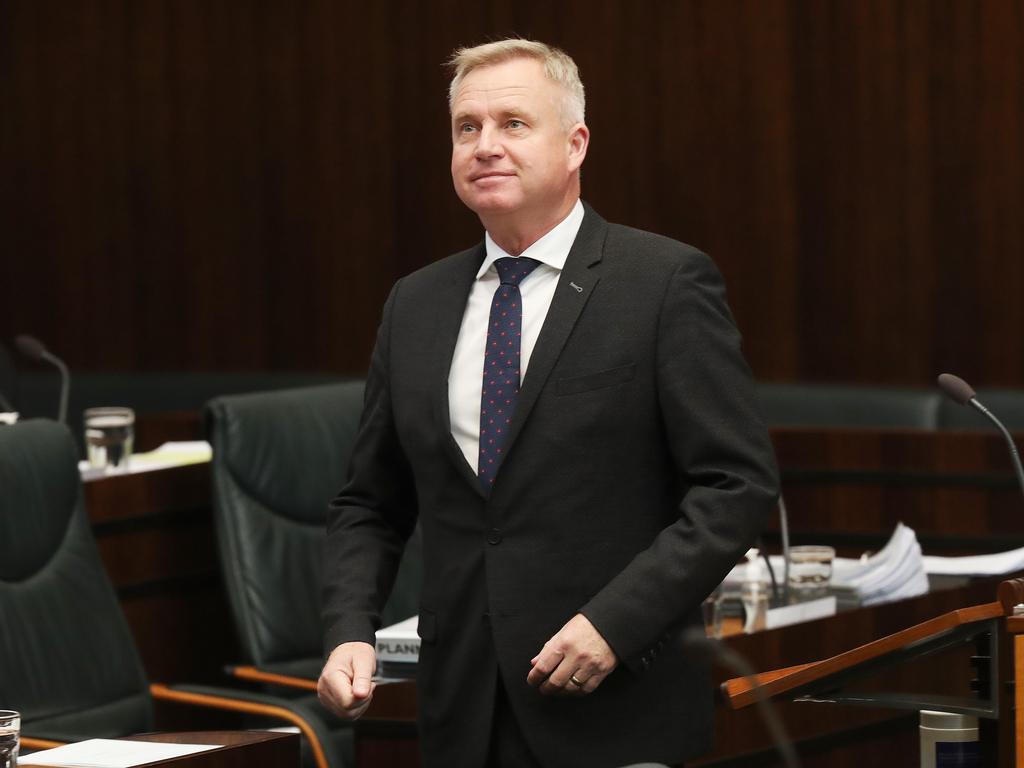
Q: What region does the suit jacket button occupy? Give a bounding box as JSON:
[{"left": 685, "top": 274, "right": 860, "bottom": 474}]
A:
[{"left": 488, "top": 529, "right": 502, "bottom": 545}]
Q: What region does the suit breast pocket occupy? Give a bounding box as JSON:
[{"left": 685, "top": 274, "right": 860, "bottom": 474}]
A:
[{"left": 554, "top": 363, "right": 637, "bottom": 396}]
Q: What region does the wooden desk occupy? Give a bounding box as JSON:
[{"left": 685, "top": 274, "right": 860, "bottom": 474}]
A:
[{"left": 127, "top": 731, "right": 297, "bottom": 767}]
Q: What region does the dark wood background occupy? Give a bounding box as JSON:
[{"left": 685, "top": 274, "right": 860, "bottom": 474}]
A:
[{"left": 2, "top": 1, "right": 1021, "bottom": 385}]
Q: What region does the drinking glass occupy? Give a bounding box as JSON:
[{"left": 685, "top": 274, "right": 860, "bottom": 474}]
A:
[
  {"left": 84, "top": 407, "right": 135, "bottom": 473},
  {"left": 788, "top": 545, "right": 835, "bottom": 594},
  {"left": 0, "top": 710, "right": 19, "bottom": 768}
]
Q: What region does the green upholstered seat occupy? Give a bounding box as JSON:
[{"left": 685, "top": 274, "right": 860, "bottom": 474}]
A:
[
  {"left": 0, "top": 419, "right": 348, "bottom": 767},
  {"left": 205, "top": 383, "right": 422, "bottom": 767},
  {"left": 756, "top": 383, "right": 942, "bottom": 430},
  {"left": 936, "top": 389, "right": 1024, "bottom": 432},
  {"left": 205, "top": 381, "right": 421, "bottom": 679},
  {"left": 0, "top": 419, "right": 153, "bottom": 742}
]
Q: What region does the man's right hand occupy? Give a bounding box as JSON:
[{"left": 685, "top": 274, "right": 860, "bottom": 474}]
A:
[{"left": 317, "top": 641, "right": 377, "bottom": 720}]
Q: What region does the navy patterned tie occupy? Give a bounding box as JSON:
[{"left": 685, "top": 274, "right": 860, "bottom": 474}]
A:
[{"left": 478, "top": 257, "right": 541, "bottom": 490}]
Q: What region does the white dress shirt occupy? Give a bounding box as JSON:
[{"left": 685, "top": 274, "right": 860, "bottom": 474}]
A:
[{"left": 449, "top": 199, "right": 585, "bottom": 473}]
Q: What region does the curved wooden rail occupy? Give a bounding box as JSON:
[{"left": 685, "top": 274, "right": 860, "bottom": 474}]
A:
[
  {"left": 20, "top": 736, "right": 65, "bottom": 751},
  {"left": 227, "top": 665, "right": 318, "bottom": 692},
  {"left": 722, "top": 577, "right": 1024, "bottom": 710}
]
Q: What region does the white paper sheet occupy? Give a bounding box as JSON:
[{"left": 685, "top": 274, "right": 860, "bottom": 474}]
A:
[
  {"left": 79, "top": 441, "right": 212, "bottom": 481},
  {"left": 923, "top": 545, "right": 1024, "bottom": 576},
  {"left": 20, "top": 738, "right": 219, "bottom": 767}
]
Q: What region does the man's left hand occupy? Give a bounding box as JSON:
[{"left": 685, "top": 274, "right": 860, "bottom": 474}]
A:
[{"left": 527, "top": 613, "right": 618, "bottom": 695}]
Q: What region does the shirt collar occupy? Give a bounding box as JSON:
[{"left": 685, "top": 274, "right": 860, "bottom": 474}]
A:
[{"left": 476, "top": 199, "right": 585, "bottom": 280}]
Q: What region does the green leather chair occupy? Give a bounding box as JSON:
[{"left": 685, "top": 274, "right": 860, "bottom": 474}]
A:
[
  {"left": 0, "top": 419, "right": 338, "bottom": 766},
  {"left": 937, "top": 388, "right": 1024, "bottom": 431},
  {"left": 204, "top": 383, "right": 422, "bottom": 760},
  {"left": 0, "top": 419, "right": 153, "bottom": 742},
  {"left": 756, "top": 382, "right": 942, "bottom": 429}
]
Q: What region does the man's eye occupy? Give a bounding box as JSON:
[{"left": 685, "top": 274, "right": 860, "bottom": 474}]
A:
[
  {"left": 507, "top": 120, "right": 524, "bottom": 129},
  {"left": 459, "top": 123, "right": 476, "bottom": 133}
]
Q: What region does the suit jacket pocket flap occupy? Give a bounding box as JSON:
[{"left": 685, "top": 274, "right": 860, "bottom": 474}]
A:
[
  {"left": 417, "top": 610, "right": 438, "bottom": 643},
  {"left": 555, "top": 363, "right": 636, "bottom": 396}
]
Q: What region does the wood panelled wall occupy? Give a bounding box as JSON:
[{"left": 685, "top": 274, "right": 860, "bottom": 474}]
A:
[{"left": 2, "top": 1, "right": 1022, "bottom": 385}]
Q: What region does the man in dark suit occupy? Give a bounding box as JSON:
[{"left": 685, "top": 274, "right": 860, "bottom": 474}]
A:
[{"left": 318, "top": 39, "right": 779, "bottom": 767}]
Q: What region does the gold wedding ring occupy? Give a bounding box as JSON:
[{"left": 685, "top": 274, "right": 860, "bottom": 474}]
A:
[{"left": 569, "top": 674, "right": 586, "bottom": 688}]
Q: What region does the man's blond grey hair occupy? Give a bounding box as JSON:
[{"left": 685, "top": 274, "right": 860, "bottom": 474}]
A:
[{"left": 447, "top": 39, "right": 586, "bottom": 128}]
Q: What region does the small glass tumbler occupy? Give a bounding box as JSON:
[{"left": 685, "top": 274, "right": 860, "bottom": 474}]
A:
[
  {"left": 84, "top": 407, "right": 135, "bottom": 473},
  {"left": 788, "top": 545, "right": 835, "bottom": 595},
  {"left": 0, "top": 710, "right": 19, "bottom": 768}
]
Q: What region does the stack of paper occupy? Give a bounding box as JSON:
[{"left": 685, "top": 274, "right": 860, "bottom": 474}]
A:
[
  {"left": 923, "top": 546, "right": 1024, "bottom": 577},
  {"left": 830, "top": 522, "right": 929, "bottom": 605}
]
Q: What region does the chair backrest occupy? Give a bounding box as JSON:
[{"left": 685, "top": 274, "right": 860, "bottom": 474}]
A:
[
  {"left": 757, "top": 382, "right": 942, "bottom": 430},
  {"left": 937, "top": 389, "right": 1024, "bottom": 431},
  {"left": 206, "top": 382, "right": 421, "bottom": 672},
  {"left": 0, "top": 420, "right": 152, "bottom": 740}
]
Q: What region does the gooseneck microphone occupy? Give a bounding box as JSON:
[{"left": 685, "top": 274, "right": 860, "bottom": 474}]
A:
[
  {"left": 15, "top": 334, "right": 70, "bottom": 424},
  {"left": 937, "top": 372, "right": 1024, "bottom": 499},
  {"left": 778, "top": 495, "right": 791, "bottom": 601}
]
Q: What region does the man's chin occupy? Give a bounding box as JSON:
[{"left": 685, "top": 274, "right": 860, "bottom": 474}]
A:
[{"left": 459, "top": 193, "right": 524, "bottom": 218}]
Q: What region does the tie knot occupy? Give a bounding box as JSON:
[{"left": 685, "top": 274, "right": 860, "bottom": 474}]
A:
[{"left": 494, "top": 257, "right": 541, "bottom": 287}]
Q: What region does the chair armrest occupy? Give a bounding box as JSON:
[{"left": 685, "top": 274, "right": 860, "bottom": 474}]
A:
[
  {"left": 225, "top": 665, "right": 318, "bottom": 692},
  {"left": 20, "top": 736, "right": 65, "bottom": 751}
]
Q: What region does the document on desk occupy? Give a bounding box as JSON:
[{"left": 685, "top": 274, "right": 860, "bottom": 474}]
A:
[
  {"left": 831, "top": 522, "right": 929, "bottom": 606},
  {"left": 923, "top": 545, "right": 1024, "bottom": 576},
  {"left": 78, "top": 441, "right": 212, "bottom": 481},
  {"left": 19, "top": 738, "right": 220, "bottom": 767}
]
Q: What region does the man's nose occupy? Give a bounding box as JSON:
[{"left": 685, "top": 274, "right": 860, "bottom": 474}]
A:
[{"left": 474, "top": 125, "right": 505, "bottom": 159}]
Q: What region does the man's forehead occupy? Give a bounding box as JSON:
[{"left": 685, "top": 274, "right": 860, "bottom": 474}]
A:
[
  {"left": 453, "top": 59, "right": 551, "bottom": 105},
  {"left": 453, "top": 83, "right": 533, "bottom": 109}
]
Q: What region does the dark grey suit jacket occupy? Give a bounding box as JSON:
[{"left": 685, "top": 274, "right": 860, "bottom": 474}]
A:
[{"left": 323, "top": 204, "right": 779, "bottom": 767}]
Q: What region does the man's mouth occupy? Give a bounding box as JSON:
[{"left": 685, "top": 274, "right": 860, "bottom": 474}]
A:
[{"left": 470, "top": 171, "right": 516, "bottom": 182}]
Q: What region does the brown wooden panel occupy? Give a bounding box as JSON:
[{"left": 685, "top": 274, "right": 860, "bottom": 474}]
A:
[
  {"left": 84, "top": 462, "right": 209, "bottom": 524},
  {"left": 83, "top": 461, "right": 239, "bottom": 685},
  {"left": 122, "top": 587, "right": 237, "bottom": 684},
  {"left": 770, "top": 428, "right": 1024, "bottom": 554},
  {"left": 2, "top": 2, "right": 1023, "bottom": 386}
]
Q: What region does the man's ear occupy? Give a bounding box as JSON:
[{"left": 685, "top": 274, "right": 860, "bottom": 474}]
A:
[{"left": 567, "top": 123, "right": 590, "bottom": 173}]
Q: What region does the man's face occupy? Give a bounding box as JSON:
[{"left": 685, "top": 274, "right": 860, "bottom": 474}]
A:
[{"left": 450, "top": 57, "right": 586, "bottom": 219}]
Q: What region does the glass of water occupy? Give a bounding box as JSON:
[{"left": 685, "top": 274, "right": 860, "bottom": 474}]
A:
[
  {"left": 84, "top": 407, "right": 135, "bottom": 473},
  {"left": 0, "top": 710, "right": 19, "bottom": 768},
  {"left": 788, "top": 545, "right": 835, "bottom": 595}
]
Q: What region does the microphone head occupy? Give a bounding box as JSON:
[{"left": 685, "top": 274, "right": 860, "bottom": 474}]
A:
[
  {"left": 937, "top": 372, "right": 977, "bottom": 406},
  {"left": 14, "top": 334, "right": 48, "bottom": 362}
]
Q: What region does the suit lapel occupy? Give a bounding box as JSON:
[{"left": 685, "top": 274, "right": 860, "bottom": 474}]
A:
[
  {"left": 499, "top": 205, "right": 608, "bottom": 462},
  {"left": 431, "top": 244, "right": 488, "bottom": 495}
]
